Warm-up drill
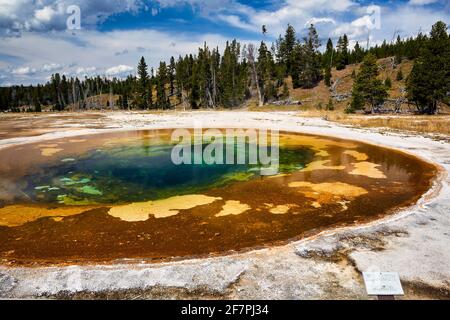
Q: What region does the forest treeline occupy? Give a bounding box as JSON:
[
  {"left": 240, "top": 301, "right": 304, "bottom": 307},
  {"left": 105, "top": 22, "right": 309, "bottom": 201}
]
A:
[{"left": 0, "top": 21, "right": 448, "bottom": 114}]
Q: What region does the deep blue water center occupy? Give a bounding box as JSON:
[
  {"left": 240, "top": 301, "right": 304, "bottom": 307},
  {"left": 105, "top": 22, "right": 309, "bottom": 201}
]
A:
[{"left": 24, "top": 143, "right": 315, "bottom": 205}]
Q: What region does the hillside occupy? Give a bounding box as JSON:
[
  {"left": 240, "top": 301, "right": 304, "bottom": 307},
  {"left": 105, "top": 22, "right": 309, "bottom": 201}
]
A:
[{"left": 249, "top": 57, "right": 416, "bottom": 113}]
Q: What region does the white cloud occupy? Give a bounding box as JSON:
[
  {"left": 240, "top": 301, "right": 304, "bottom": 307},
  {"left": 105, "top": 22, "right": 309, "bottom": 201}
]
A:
[
  {"left": 0, "top": 0, "right": 235, "bottom": 37},
  {"left": 408, "top": 0, "right": 440, "bottom": 5},
  {"left": 305, "top": 18, "right": 336, "bottom": 27},
  {"left": 0, "top": 28, "right": 256, "bottom": 85},
  {"left": 76, "top": 66, "right": 97, "bottom": 75},
  {"left": 0, "top": 0, "right": 28, "bottom": 17},
  {"left": 10, "top": 63, "right": 63, "bottom": 77},
  {"left": 105, "top": 64, "right": 134, "bottom": 76},
  {"left": 76, "top": 67, "right": 97, "bottom": 74},
  {"left": 148, "top": 0, "right": 356, "bottom": 37},
  {"left": 0, "top": 0, "right": 144, "bottom": 36},
  {"left": 331, "top": 14, "right": 375, "bottom": 38},
  {"left": 284, "top": 0, "right": 354, "bottom": 12},
  {"left": 330, "top": 4, "right": 449, "bottom": 50},
  {"left": 155, "top": 0, "right": 233, "bottom": 13},
  {"left": 34, "top": 6, "right": 58, "bottom": 22},
  {"left": 217, "top": 14, "right": 254, "bottom": 32},
  {"left": 12, "top": 66, "right": 36, "bottom": 75},
  {"left": 42, "top": 63, "right": 64, "bottom": 72}
]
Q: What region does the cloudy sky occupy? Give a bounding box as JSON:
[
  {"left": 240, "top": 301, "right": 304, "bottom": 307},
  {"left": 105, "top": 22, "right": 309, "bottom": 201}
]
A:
[{"left": 0, "top": 0, "right": 448, "bottom": 86}]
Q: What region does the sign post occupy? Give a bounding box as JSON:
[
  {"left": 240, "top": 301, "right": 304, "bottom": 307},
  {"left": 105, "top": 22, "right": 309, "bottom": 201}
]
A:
[{"left": 363, "top": 272, "right": 404, "bottom": 300}]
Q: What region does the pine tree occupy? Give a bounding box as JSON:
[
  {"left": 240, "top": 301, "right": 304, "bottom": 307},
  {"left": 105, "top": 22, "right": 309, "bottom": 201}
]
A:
[
  {"left": 322, "top": 38, "right": 334, "bottom": 68},
  {"left": 220, "top": 41, "right": 235, "bottom": 107},
  {"left": 123, "top": 92, "right": 130, "bottom": 109},
  {"left": 407, "top": 21, "right": 449, "bottom": 114},
  {"left": 291, "top": 43, "right": 303, "bottom": 89},
  {"left": 32, "top": 90, "right": 41, "bottom": 112},
  {"left": 298, "top": 24, "right": 322, "bottom": 89},
  {"left": 169, "top": 57, "right": 176, "bottom": 96},
  {"left": 156, "top": 61, "right": 169, "bottom": 109},
  {"left": 336, "top": 35, "right": 349, "bottom": 70},
  {"left": 324, "top": 67, "right": 332, "bottom": 87},
  {"left": 281, "top": 81, "right": 289, "bottom": 100},
  {"left": 176, "top": 55, "right": 189, "bottom": 108},
  {"left": 385, "top": 77, "right": 392, "bottom": 89},
  {"left": 61, "top": 75, "right": 68, "bottom": 107},
  {"left": 219, "top": 40, "right": 246, "bottom": 108},
  {"left": 394, "top": 35, "right": 403, "bottom": 65},
  {"left": 149, "top": 68, "right": 154, "bottom": 109},
  {"left": 326, "top": 98, "right": 334, "bottom": 111},
  {"left": 136, "top": 56, "right": 149, "bottom": 109},
  {"left": 352, "top": 41, "right": 364, "bottom": 63},
  {"left": 350, "top": 53, "right": 388, "bottom": 113},
  {"left": 323, "top": 38, "right": 333, "bottom": 87},
  {"left": 196, "top": 43, "right": 220, "bottom": 109},
  {"left": 257, "top": 41, "right": 275, "bottom": 103},
  {"left": 279, "top": 24, "right": 297, "bottom": 76},
  {"left": 190, "top": 55, "right": 200, "bottom": 109}
]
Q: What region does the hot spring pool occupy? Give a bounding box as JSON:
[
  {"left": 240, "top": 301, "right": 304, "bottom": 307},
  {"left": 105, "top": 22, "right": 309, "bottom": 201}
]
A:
[{"left": 0, "top": 129, "right": 437, "bottom": 265}]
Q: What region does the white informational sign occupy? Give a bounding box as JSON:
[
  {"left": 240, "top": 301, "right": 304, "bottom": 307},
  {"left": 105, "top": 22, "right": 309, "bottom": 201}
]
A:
[{"left": 363, "top": 272, "right": 404, "bottom": 296}]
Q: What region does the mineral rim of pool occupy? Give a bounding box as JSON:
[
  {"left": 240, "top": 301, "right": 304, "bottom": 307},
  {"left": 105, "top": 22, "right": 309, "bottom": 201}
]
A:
[{"left": 0, "top": 129, "right": 437, "bottom": 265}]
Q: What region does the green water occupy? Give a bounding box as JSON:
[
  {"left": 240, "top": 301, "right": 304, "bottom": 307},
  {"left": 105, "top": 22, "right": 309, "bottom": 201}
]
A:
[{"left": 24, "top": 143, "right": 315, "bottom": 205}]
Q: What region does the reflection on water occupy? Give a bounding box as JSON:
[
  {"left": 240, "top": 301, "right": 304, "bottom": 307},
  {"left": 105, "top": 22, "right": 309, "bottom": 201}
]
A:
[{"left": 0, "top": 129, "right": 437, "bottom": 265}]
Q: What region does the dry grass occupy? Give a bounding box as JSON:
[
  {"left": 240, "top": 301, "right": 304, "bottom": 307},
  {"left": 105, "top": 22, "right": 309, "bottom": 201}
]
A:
[
  {"left": 248, "top": 105, "right": 450, "bottom": 136},
  {"left": 247, "top": 103, "right": 304, "bottom": 112},
  {"left": 322, "top": 113, "right": 450, "bottom": 135},
  {"left": 287, "top": 76, "right": 332, "bottom": 108}
]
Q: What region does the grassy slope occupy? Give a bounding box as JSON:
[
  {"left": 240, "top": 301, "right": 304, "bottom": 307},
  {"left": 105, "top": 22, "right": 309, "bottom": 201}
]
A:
[{"left": 251, "top": 58, "right": 416, "bottom": 112}]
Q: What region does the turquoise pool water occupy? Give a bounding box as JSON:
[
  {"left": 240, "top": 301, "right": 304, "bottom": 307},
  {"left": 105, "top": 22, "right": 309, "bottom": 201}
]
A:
[{"left": 24, "top": 142, "right": 316, "bottom": 205}]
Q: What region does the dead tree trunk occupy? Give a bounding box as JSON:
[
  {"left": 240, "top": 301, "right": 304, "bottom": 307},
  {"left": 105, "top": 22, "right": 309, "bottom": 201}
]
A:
[{"left": 246, "top": 44, "right": 264, "bottom": 107}]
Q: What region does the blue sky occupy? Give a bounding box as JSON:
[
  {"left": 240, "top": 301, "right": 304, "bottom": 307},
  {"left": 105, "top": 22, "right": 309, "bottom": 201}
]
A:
[{"left": 0, "top": 0, "right": 448, "bottom": 85}]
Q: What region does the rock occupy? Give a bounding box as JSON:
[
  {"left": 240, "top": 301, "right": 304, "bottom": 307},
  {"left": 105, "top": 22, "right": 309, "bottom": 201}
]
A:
[
  {"left": 270, "top": 99, "right": 302, "bottom": 106},
  {"left": 0, "top": 273, "right": 18, "bottom": 294},
  {"left": 331, "top": 93, "right": 351, "bottom": 102},
  {"left": 295, "top": 237, "right": 344, "bottom": 259}
]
